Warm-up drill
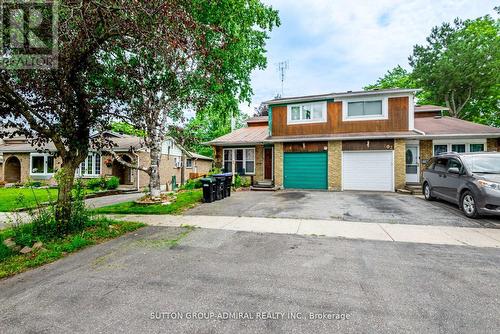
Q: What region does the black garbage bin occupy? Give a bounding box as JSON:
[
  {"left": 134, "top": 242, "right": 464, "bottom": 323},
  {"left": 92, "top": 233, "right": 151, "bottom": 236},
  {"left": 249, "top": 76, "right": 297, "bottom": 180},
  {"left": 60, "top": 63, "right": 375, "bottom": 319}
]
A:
[
  {"left": 200, "top": 177, "right": 215, "bottom": 203},
  {"left": 213, "top": 174, "right": 226, "bottom": 200},
  {"left": 222, "top": 172, "right": 233, "bottom": 197}
]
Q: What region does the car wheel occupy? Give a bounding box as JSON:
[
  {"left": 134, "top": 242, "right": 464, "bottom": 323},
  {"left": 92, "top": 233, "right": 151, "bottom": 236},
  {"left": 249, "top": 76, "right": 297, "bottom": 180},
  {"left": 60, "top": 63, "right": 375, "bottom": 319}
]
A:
[
  {"left": 461, "top": 191, "right": 479, "bottom": 219},
  {"left": 423, "top": 183, "right": 435, "bottom": 201}
]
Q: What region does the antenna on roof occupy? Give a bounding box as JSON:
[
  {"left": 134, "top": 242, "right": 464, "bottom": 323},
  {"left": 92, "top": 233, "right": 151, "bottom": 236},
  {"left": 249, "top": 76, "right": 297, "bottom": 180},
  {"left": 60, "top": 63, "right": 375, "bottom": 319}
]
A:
[{"left": 277, "top": 60, "right": 289, "bottom": 98}]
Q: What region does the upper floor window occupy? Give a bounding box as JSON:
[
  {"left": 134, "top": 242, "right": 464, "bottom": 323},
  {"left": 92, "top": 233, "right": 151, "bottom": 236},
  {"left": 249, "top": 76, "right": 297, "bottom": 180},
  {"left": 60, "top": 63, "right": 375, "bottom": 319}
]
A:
[
  {"left": 342, "top": 97, "right": 389, "bottom": 121},
  {"left": 287, "top": 102, "right": 327, "bottom": 124}
]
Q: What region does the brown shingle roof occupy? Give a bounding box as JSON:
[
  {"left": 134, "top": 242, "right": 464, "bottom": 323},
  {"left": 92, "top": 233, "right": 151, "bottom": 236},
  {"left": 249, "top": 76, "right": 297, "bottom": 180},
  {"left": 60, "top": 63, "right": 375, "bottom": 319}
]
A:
[
  {"left": 415, "top": 105, "right": 449, "bottom": 112},
  {"left": 415, "top": 117, "right": 500, "bottom": 135},
  {"left": 207, "top": 126, "right": 269, "bottom": 146}
]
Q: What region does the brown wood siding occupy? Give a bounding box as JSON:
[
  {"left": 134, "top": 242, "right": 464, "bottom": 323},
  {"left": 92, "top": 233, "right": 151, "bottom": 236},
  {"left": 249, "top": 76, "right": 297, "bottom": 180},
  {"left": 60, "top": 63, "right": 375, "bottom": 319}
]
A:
[
  {"left": 272, "top": 97, "right": 409, "bottom": 136},
  {"left": 415, "top": 111, "right": 441, "bottom": 118},
  {"left": 248, "top": 121, "right": 268, "bottom": 127},
  {"left": 342, "top": 139, "right": 394, "bottom": 151},
  {"left": 283, "top": 141, "right": 328, "bottom": 153}
]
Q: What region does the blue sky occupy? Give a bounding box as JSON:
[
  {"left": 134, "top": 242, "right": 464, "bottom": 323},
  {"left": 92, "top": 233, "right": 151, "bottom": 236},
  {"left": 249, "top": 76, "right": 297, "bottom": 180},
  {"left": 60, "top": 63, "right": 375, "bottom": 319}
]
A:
[{"left": 240, "top": 0, "right": 498, "bottom": 115}]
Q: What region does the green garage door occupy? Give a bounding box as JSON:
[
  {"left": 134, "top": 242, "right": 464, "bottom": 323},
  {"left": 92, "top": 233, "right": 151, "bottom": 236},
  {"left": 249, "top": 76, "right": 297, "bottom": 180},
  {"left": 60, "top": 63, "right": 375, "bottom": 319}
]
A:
[{"left": 284, "top": 152, "right": 328, "bottom": 189}]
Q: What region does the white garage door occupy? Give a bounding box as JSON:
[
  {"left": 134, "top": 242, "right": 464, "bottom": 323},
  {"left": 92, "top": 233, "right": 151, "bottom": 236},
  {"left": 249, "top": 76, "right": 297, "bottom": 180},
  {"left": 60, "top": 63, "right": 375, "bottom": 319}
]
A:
[{"left": 342, "top": 151, "right": 394, "bottom": 191}]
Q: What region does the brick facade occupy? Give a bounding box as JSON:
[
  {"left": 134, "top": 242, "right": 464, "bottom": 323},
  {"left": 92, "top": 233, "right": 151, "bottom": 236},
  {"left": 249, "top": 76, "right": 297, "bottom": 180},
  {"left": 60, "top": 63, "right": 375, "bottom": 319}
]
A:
[
  {"left": 254, "top": 145, "right": 264, "bottom": 183},
  {"left": 394, "top": 139, "right": 406, "bottom": 190},
  {"left": 487, "top": 138, "right": 499, "bottom": 152},
  {"left": 419, "top": 140, "right": 433, "bottom": 180},
  {"left": 327, "top": 141, "right": 342, "bottom": 191},
  {"left": 274, "top": 142, "right": 284, "bottom": 188}
]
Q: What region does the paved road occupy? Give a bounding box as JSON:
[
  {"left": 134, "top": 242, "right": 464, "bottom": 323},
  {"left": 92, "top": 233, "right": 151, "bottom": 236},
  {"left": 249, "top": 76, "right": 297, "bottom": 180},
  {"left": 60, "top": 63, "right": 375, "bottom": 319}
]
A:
[
  {"left": 0, "top": 192, "right": 144, "bottom": 228},
  {"left": 1, "top": 227, "right": 499, "bottom": 333},
  {"left": 186, "top": 191, "right": 500, "bottom": 228}
]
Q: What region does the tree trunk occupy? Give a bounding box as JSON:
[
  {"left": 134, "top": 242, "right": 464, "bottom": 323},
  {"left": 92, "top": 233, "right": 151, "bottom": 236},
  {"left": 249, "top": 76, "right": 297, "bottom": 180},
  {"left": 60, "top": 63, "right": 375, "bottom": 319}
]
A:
[
  {"left": 180, "top": 152, "right": 186, "bottom": 186},
  {"left": 55, "top": 162, "right": 77, "bottom": 234},
  {"left": 149, "top": 144, "right": 162, "bottom": 198}
]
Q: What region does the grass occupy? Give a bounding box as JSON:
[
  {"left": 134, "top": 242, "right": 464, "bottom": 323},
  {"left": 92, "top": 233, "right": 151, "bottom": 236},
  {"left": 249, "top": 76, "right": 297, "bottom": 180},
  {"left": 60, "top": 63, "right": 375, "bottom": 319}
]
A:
[
  {"left": 0, "top": 218, "right": 145, "bottom": 279},
  {"left": 0, "top": 188, "right": 59, "bottom": 212},
  {"left": 93, "top": 189, "right": 203, "bottom": 215},
  {"left": 0, "top": 187, "right": 100, "bottom": 212}
]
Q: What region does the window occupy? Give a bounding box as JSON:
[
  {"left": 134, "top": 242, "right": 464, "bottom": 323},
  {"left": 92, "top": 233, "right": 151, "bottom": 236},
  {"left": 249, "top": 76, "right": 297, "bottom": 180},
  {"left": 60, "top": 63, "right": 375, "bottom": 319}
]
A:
[
  {"left": 30, "top": 154, "right": 55, "bottom": 175},
  {"left": 348, "top": 100, "right": 382, "bottom": 117},
  {"left": 470, "top": 144, "right": 484, "bottom": 152},
  {"left": 451, "top": 144, "right": 466, "bottom": 153},
  {"left": 186, "top": 159, "right": 193, "bottom": 168},
  {"left": 342, "top": 97, "right": 388, "bottom": 121},
  {"left": 287, "top": 102, "right": 327, "bottom": 124},
  {"left": 223, "top": 148, "right": 255, "bottom": 175},
  {"left": 434, "top": 158, "right": 448, "bottom": 173},
  {"left": 434, "top": 145, "right": 448, "bottom": 156},
  {"left": 448, "top": 158, "right": 462, "bottom": 171},
  {"left": 76, "top": 153, "right": 101, "bottom": 177}
]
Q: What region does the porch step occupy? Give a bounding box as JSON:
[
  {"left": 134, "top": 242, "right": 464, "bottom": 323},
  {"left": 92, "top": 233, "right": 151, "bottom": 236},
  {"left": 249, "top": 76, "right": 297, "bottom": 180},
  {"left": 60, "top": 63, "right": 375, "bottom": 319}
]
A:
[
  {"left": 250, "top": 185, "right": 278, "bottom": 191},
  {"left": 405, "top": 184, "right": 423, "bottom": 195}
]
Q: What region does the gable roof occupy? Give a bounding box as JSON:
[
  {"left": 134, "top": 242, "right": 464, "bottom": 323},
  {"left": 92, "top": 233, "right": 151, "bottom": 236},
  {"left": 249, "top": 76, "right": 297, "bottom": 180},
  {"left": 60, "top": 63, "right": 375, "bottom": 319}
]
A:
[
  {"left": 188, "top": 152, "right": 213, "bottom": 161},
  {"left": 206, "top": 126, "right": 269, "bottom": 146}
]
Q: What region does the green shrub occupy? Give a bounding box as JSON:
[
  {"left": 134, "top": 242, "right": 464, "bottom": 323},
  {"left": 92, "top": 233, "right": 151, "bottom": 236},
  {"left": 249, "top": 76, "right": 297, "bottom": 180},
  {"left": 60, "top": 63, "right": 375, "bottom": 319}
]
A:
[
  {"left": 233, "top": 175, "right": 251, "bottom": 189},
  {"left": 181, "top": 178, "right": 203, "bottom": 190},
  {"left": 86, "top": 177, "right": 106, "bottom": 190},
  {"left": 208, "top": 167, "right": 222, "bottom": 176},
  {"left": 233, "top": 174, "right": 242, "bottom": 188},
  {"left": 24, "top": 179, "right": 45, "bottom": 188},
  {"left": 105, "top": 176, "right": 120, "bottom": 190},
  {"left": 0, "top": 236, "right": 13, "bottom": 261}
]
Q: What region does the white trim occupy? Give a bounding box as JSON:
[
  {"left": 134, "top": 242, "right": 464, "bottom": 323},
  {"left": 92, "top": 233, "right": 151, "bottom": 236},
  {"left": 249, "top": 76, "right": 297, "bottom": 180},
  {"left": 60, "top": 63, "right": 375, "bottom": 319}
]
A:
[
  {"left": 341, "top": 96, "right": 388, "bottom": 121},
  {"left": 341, "top": 150, "right": 395, "bottom": 192},
  {"left": 287, "top": 101, "right": 327, "bottom": 125},
  {"left": 223, "top": 147, "right": 256, "bottom": 175},
  {"left": 408, "top": 95, "right": 415, "bottom": 131},
  {"left": 432, "top": 139, "right": 487, "bottom": 155},
  {"left": 405, "top": 142, "right": 420, "bottom": 183},
  {"left": 76, "top": 153, "right": 101, "bottom": 178},
  {"left": 29, "top": 153, "right": 55, "bottom": 177},
  {"left": 262, "top": 146, "right": 274, "bottom": 180}
]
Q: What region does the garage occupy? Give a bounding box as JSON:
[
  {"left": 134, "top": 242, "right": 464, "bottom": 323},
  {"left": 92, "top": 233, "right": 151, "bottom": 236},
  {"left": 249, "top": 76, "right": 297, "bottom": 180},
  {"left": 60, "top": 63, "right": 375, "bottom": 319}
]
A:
[
  {"left": 342, "top": 151, "right": 394, "bottom": 191},
  {"left": 284, "top": 152, "right": 327, "bottom": 189}
]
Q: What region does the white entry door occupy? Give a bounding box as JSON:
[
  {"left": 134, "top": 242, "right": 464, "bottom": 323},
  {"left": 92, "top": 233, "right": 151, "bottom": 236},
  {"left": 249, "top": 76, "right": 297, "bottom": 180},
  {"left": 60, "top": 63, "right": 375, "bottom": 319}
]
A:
[
  {"left": 405, "top": 144, "right": 419, "bottom": 183},
  {"left": 342, "top": 151, "right": 394, "bottom": 191}
]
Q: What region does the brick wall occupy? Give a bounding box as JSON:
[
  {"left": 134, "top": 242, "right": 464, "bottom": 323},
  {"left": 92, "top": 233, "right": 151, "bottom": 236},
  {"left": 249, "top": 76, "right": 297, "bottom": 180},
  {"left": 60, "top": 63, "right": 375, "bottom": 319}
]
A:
[
  {"left": 328, "top": 141, "right": 342, "bottom": 191},
  {"left": 213, "top": 146, "right": 223, "bottom": 169},
  {"left": 274, "top": 142, "right": 283, "bottom": 188},
  {"left": 254, "top": 145, "right": 264, "bottom": 182},
  {"left": 394, "top": 139, "right": 406, "bottom": 190},
  {"left": 487, "top": 138, "right": 499, "bottom": 152},
  {"left": 419, "top": 140, "right": 433, "bottom": 180},
  {"left": 1, "top": 153, "right": 61, "bottom": 185}
]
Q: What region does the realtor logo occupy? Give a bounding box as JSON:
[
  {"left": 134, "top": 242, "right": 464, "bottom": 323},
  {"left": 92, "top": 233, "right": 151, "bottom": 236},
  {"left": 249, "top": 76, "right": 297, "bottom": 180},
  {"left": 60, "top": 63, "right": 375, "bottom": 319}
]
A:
[{"left": 0, "top": 0, "right": 58, "bottom": 69}]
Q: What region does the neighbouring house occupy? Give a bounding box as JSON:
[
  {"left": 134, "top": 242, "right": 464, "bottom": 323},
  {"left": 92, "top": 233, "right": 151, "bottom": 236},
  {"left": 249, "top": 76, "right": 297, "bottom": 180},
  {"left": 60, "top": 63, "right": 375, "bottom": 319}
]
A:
[
  {"left": 208, "top": 88, "right": 500, "bottom": 192},
  {"left": 0, "top": 131, "right": 213, "bottom": 190}
]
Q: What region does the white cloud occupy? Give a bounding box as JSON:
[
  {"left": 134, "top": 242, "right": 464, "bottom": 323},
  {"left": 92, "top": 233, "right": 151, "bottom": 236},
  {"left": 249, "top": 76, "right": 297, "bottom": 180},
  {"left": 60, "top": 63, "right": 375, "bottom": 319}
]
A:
[{"left": 241, "top": 0, "right": 497, "bottom": 115}]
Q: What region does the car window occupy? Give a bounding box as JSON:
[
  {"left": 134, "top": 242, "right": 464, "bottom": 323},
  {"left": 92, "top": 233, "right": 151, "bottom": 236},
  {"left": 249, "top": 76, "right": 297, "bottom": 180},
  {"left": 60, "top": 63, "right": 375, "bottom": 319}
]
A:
[
  {"left": 425, "top": 158, "right": 436, "bottom": 170},
  {"left": 434, "top": 158, "right": 448, "bottom": 172},
  {"left": 447, "top": 159, "right": 462, "bottom": 171}
]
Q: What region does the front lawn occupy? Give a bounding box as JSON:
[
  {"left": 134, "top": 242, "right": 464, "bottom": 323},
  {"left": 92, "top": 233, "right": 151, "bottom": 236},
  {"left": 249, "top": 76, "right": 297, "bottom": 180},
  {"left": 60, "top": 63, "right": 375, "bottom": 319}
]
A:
[
  {"left": 0, "top": 188, "right": 59, "bottom": 212},
  {"left": 94, "top": 189, "right": 203, "bottom": 215},
  {"left": 0, "top": 218, "right": 144, "bottom": 279}
]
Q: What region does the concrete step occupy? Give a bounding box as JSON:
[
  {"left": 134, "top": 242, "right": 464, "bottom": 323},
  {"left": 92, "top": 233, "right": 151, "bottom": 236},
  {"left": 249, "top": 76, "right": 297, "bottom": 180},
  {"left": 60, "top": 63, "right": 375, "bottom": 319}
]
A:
[
  {"left": 250, "top": 186, "right": 278, "bottom": 191},
  {"left": 405, "top": 184, "right": 423, "bottom": 195}
]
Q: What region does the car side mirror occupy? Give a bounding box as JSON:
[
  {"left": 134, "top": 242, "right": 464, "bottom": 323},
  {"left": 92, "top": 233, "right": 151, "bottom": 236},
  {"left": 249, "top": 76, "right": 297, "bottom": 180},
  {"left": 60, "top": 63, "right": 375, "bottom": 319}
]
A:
[{"left": 448, "top": 167, "right": 460, "bottom": 174}]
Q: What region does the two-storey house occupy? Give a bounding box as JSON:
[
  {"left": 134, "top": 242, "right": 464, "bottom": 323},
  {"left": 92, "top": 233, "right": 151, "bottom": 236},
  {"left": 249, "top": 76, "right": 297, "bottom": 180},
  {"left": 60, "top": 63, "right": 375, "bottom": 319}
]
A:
[{"left": 208, "top": 88, "right": 500, "bottom": 192}]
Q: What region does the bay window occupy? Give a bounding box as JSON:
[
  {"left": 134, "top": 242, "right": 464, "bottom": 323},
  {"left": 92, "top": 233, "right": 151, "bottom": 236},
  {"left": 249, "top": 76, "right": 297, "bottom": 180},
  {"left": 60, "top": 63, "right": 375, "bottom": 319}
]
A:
[
  {"left": 287, "top": 102, "right": 327, "bottom": 124},
  {"left": 30, "top": 153, "right": 55, "bottom": 175},
  {"left": 223, "top": 148, "right": 255, "bottom": 175},
  {"left": 76, "top": 153, "right": 101, "bottom": 177}
]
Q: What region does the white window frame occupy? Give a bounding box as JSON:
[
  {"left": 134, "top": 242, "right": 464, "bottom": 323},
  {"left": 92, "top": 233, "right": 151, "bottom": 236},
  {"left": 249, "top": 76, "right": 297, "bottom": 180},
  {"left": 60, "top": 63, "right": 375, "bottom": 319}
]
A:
[
  {"left": 185, "top": 158, "right": 193, "bottom": 169},
  {"left": 342, "top": 96, "right": 389, "bottom": 121},
  {"left": 223, "top": 148, "right": 256, "bottom": 175},
  {"left": 29, "top": 153, "right": 55, "bottom": 176},
  {"left": 432, "top": 139, "right": 486, "bottom": 155},
  {"left": 287, "top": 101, "right": 327, "bottom": 125},
  {"left": 76, "top": 153, "right": 102, "bottom": 178}
]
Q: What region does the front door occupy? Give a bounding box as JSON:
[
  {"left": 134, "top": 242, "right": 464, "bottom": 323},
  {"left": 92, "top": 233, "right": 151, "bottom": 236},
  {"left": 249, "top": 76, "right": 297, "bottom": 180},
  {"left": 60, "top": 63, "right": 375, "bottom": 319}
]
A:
[
  {"left": 264, "top": 147, "right": 273, "bottom": 180},
  {"left": 405, "top": 144, "right": 419, "bottom": 183}
]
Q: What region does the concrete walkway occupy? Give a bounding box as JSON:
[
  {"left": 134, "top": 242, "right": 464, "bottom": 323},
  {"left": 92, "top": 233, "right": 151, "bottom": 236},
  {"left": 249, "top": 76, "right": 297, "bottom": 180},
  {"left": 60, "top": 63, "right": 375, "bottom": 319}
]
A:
[{"left": 105, "top": 214, "right": 500, "bottom": 249}]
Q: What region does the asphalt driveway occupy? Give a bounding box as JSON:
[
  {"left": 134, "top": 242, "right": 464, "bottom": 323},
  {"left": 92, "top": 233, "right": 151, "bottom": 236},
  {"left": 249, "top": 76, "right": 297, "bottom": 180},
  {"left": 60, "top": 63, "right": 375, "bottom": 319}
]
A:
[
  {"left": 1, "top": 226, "right": 499, "bottom": 334},
  {"left": 186, "top": 190, "right": 500, "bottom": 228}
]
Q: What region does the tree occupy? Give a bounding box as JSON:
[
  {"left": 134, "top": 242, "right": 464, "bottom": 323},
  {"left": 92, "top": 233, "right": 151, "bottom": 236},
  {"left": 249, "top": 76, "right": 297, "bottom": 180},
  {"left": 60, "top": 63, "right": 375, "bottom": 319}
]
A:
[
  {"left": 101, "top": 0, "right": 279, "bottom": 198},
  {"left": 364, "top": 65, "right": 432, "bottom": 104},
  {"left": 409, "top": 15, "right": 500, "bottom": 119},
  {"left": 253, "top": 103, "right": 269, "bottom": 116}
]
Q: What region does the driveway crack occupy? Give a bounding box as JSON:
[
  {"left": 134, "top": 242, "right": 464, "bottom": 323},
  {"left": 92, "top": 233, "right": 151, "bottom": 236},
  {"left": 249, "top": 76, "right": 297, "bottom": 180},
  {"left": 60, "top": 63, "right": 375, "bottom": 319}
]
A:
[{"left": 377, "top": 224, "right": 395, "bottom": 241}]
